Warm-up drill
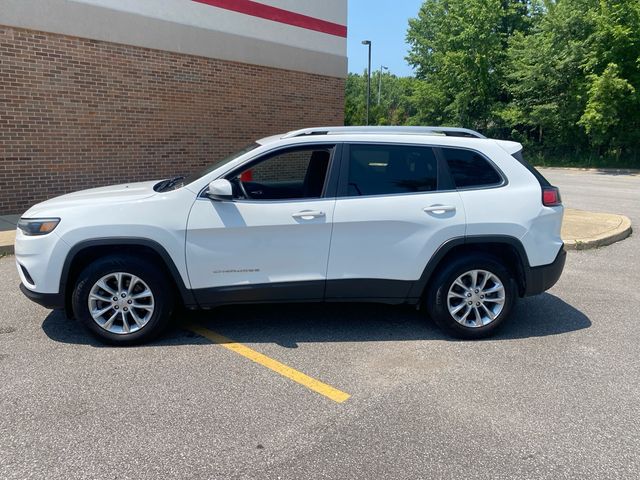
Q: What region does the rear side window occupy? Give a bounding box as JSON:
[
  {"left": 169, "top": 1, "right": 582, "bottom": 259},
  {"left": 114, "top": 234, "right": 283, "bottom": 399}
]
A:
[
  {"left": 512, "top": 150, "right": 551, "bottom": 187},
  {"left": 443, "top": 148, "right": 502, "bottom": 188},
  {"left": 347, "top": 144, "right": 438, "bottom": 196}
]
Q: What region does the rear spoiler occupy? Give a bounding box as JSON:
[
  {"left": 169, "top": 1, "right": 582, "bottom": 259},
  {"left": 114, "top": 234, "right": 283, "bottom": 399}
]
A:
[{"left": 494, "top": 139, "right": 523, "bottom": 156}]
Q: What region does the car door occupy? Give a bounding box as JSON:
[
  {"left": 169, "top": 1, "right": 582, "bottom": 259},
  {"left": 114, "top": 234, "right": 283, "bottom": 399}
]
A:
[
  {"left": 325, "top": 142, "right": 466, "bottom": 301},
  {"left": 186, "top": 144, "right": 339, "bottom": 305}
]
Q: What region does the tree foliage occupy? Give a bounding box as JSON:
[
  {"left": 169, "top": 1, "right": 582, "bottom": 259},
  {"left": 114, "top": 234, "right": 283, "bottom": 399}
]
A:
[
  {"left": 345, "top": 0, "right": 640, "bottom": 164},
  {"left": 345, "top": 72, "right": 418, "bottom": 126}
]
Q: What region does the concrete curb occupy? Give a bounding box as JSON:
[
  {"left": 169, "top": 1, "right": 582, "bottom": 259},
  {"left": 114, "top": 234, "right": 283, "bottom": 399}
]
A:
[
  {"left": 0, "top": 231, "right": 15, "bottom": 256},
  {"left": 563, "top": 211, "right": 632, "bottom": 251},
  {"left": 537, "top": 166, "right": 640, "bottom": 175}
]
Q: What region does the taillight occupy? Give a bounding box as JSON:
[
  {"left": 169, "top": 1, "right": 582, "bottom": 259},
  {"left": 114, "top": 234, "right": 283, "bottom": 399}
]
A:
[{"left": 542, "top": 186, "right": 562, "bottom": 207}]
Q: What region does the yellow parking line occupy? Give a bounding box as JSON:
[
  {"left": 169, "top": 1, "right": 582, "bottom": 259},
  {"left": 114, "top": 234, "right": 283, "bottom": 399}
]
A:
[{"left": 187, "top": 323, "right": 351, "bottom": 404}]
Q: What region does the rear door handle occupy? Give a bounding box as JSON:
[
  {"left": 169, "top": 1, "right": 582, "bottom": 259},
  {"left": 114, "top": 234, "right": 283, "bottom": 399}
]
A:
[
  {"left": 292, "top": 210, "right": 325, "bottom": 220},
  {"left": 423, "top": 205, "right": 456, "bottom": 214}
]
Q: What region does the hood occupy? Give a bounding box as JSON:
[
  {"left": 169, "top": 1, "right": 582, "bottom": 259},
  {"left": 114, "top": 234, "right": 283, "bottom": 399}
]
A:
[{"left": 23, "top": 180, "right": 160, "bottom": 217}]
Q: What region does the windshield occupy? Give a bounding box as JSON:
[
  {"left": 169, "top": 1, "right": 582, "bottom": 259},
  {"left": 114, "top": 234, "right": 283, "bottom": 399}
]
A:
[{"left": 183, "top": 143, "right": 260, "bottom": 185}]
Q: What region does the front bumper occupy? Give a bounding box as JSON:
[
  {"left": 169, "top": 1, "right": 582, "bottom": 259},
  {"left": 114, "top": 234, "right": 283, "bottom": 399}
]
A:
[
  {"left": 19, "top": 283, "right": 65, "bottom": 309},
  {"left": 524, "top": 246, "right": 567, "bottom": 296}
]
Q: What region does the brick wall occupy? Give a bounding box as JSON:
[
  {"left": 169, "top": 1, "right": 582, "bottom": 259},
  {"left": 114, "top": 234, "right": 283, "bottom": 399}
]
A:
[{"left": 0, "top": 26, "right": 344, "bottom": 214}]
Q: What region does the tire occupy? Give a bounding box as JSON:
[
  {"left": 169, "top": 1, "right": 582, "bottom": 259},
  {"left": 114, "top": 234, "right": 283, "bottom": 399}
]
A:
[
  {"left": 425, "top": 254, "right": 516, "bottom": 339},
  {"left": 72, "top": 254, "right": 175, "bottom": 345}
]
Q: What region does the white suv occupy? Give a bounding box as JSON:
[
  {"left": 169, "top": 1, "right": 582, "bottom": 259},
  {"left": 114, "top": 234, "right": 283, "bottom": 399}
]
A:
[{"left": 15, "top": 126, "right": 566, "bottom": 344}]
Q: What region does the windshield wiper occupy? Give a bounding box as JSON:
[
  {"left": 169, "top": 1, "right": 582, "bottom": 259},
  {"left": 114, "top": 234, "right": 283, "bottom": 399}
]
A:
[{"left": 155, "top": 176, "right": 185, "bottom": 192}]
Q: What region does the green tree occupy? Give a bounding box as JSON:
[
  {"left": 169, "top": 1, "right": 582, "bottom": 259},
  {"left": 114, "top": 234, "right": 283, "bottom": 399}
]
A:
[
  {"left": 582, "top": 0, "right": 640, "bottom": 150},
  {"left": 345, "top": 72, "right": 418, "bottom": 126},
  {"left": 502, "top": 0, "right": 640, "bottom": 154},
  {"left": 579, "top": 62, "right": 636, "bottom": 147},
  {"left": 406, "top": 0, "right": 534, "bottom": 129},
  {"left": 345, "top": 73, "right": 367, "bottom": 126},
  {"left": 344, "top": 0, "right": 640, "bottom": 165}
]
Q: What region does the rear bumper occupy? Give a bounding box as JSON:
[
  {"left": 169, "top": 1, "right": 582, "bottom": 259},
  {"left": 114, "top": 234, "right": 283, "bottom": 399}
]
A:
[
  {"left": 19, "top": 283, "right": 65, "bottom": 309},
  {"left": 524, "top": 247, "right": 566, "bottom": 296}
]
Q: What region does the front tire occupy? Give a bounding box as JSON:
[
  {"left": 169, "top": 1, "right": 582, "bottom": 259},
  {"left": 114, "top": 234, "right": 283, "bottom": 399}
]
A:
[
  {"left": 425, "top": 254, "right": 516, "bottom": 339},
  {"left": 72, "top": 254, "right": 174, "bottom": 345}
]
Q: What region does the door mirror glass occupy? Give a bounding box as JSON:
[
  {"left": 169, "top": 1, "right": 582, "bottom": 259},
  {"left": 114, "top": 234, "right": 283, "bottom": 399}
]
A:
[{"left": 206, "top": 179, "right": 233, "bottom": 201}]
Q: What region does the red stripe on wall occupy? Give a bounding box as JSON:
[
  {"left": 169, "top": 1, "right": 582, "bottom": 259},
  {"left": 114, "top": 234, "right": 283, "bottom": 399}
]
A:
[{"left": 192, "top": 0, "right": 347, "bottom": 38}]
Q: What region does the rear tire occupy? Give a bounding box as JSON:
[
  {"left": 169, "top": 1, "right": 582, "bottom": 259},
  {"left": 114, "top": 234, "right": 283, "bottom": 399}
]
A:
[
  {"left": 72, "top": 254, "right": 174, "bottom": 345},
  {"left": 425, "top": 254, "right": 516, "bottom": 339}
]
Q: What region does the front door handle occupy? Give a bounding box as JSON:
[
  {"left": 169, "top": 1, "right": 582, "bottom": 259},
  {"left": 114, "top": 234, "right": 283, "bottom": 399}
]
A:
[
  {"left": 292, "top": 210, "right": 326, "bottom": 220},
  {"left": 423, "top": 205, "right": 456, "bottom": 214}
]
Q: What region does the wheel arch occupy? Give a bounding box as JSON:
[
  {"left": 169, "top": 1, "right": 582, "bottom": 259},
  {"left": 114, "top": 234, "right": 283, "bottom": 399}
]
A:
[
  {"left": 410, "top": 235, "right": 530, "bottom": 300},
  {"left": 60, "top": 238, "right": 197, "bottom": 315}
]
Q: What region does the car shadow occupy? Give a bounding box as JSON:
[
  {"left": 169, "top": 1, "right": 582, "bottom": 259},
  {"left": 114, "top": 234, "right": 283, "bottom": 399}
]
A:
[{"left": 42, "top": 292, "right": 591, "bottom": 348}]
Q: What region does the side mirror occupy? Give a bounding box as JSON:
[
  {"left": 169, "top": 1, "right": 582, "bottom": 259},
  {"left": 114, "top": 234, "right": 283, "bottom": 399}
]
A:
[{"left": 206, "top": 179, "right": 233, "bottom": 201}]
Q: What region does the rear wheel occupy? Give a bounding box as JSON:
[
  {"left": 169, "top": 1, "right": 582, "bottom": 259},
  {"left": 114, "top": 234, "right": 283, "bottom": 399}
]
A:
[
  {"left": 425, "top": 254, "right": 516, "bottom": 339},
  {"left": 72, "top": 254, "right": 174, "bottom": 345}
]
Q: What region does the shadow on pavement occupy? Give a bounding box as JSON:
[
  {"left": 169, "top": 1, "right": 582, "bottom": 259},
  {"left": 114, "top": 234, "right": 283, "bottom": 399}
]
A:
[
  {"left": 593, "top": 169, "right": 640, "bottom": 177},
  {"left": 42, "top": 292, "right": 591, "bottom": 348}
]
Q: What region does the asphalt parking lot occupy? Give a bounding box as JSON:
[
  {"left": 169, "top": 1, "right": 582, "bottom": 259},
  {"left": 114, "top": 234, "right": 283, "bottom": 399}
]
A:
[{"left": 1, "top": 168, "right": 639, "bottom": 479}]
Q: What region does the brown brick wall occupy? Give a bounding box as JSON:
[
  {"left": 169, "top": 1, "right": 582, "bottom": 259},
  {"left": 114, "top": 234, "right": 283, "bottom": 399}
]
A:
[{"left": 0, "top": 25, "right": 344, "bottom": 214}]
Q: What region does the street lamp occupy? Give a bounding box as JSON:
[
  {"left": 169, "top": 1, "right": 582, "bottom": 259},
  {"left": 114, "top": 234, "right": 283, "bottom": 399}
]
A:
[
  {"left": 361, "top": 40, "right": 371, "bottom": 125},
  {"left": 377, "top": 65, "right": 388, "bottom": 105}
]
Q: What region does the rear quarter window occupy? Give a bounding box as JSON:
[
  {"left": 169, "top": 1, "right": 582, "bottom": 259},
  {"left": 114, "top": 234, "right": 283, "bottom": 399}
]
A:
[
  {"left": 442, "top": 148, "right": 503, "bottom": 188},
  {"left": 512, "top": 150, "right": 551, "bottom": 187}
]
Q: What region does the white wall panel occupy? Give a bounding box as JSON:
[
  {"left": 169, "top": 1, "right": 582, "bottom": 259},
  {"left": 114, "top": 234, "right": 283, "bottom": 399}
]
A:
[{"left": 0, "top": 0, "right": 347, "bottom": 77}]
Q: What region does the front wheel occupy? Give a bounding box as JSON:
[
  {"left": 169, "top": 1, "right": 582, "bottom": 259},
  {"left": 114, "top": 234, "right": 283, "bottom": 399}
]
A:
[
  {"left": 72, "top": 254, "right": 174, "bottom": 345},
  {"left": 425, "top": 254, "right": 516, "bottom": 339}
]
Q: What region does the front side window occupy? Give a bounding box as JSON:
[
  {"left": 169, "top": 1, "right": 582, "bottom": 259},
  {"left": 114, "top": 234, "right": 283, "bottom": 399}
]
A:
[
  {"left": 347, "top": 144, "right": 438, "bottom": 196},
  {"left": 183, "top": 143, "right": 259, "bottom": 186},
  {"left": 229, "top": 146, "right": 333, "bottom": 200},
  {"left": 442, "top": 148, "right": 502, "bottom": 188}
]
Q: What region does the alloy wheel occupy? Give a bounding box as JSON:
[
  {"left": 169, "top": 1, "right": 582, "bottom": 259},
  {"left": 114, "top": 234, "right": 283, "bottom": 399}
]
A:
[
  {"left": 88, "top": 272, "right": 155, "bottom": 334},
  {"left": 446, "top": 269, "right": 506, "bottom": 328}
]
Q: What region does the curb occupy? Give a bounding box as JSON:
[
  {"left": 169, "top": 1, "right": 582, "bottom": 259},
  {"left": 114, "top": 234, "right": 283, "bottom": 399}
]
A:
[
  {"left": 563, "top": 213, "right": 632, "bottom": 250},
  {"left": 537, "top": 166, "right": 640, "bottom": 175},
  {"left": 0, "top": 231, "right": 15, "bottom": 256}
]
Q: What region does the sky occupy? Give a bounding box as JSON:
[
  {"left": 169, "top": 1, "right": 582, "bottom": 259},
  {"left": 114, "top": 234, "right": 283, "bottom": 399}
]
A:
[{"left": 346, "top": 0, "right": 424, "bottom": 77}]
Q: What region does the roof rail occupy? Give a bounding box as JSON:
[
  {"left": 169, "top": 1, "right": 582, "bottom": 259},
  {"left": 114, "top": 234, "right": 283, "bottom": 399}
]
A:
[{"left": 281, "top": 126, "right": 486, "bottom": 139}]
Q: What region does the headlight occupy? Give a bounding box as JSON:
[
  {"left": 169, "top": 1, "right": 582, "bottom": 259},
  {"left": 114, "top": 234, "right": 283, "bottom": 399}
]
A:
[{"left": 17, "top": 218, "right": 60, "bottom": 236}]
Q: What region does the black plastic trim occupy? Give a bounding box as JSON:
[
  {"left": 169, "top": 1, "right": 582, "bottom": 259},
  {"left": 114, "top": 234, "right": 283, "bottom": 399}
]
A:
[
  {"left": 19, "top": 264, "right": 35, "bottom": 286},
  {"left": 524, "top": 247, "right": 566, "bottom": 296},
  {"left": 19, "top": 283, "right": 65, "bottom": 309},
  {"left": 408, "top": 235, "right": 531, "bottom": 299},
  {"left": 59, "top": 238, "right": 197, "bottom": 307},
  {"left": 194, "top": 278, "right": 417, "bottom": 307},
  {"left": 194, "top": 280, "right": 324, "bottom": 307},
  {"left": 325, "top": 278, "right": 413, "bottom": 300},
  {"left": 322, "top": 143, "right": 343, "bottom": 198}
]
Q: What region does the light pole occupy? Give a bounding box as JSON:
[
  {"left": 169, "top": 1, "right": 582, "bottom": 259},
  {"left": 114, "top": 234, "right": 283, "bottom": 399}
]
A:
[
  {"left": 377, "top": 65, "right": 388, "bottom": 105},
  {"left": 361, "top": 40, "right": 371, "bottom": 125}
]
